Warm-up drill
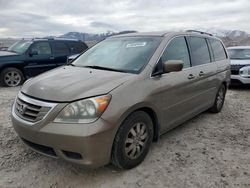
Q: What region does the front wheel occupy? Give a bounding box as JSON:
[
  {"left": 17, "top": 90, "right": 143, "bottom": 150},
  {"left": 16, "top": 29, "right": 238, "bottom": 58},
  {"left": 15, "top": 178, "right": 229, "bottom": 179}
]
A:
[
  {"left": 209, "top": 84, "right": 226, "bottom": 113},
  {"left": 111, "top": 111, "right": 154, "bottom": 169},
  {"left": 0, "top": 67, "right": 24, "bottom": 87}
]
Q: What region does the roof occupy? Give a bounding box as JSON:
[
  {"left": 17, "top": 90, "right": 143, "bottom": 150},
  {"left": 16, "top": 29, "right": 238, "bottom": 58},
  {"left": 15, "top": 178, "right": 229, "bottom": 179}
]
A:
[
  {"left": 110, "top": 31, "right": 172, "bottom": 37},
  {"left": 227, "top": 46, "right": 250, "bottom": 50}
]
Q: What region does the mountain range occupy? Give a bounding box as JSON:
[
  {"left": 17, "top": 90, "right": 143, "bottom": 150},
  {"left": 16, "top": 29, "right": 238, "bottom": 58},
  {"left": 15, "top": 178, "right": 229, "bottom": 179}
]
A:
[
  {"left": 60, "top": 30, "right": 137, "bottom": 41},
  {"left": 197, "top": 28, "right": 250, "bottom": 46},
  {"left": 1, "top": 29, "right": 250, "bottom": 48},
  {"left": 60, "top": 29, "right": 250, "bottom": 47}
]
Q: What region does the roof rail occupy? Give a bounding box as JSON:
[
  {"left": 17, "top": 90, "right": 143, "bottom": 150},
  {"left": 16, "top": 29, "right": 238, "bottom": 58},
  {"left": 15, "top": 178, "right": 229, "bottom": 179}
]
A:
[
  {"left": 32, "top": 37, "right": 80, "bottom": 41},
  {"left": 52, "top": 37, "right": 80, "bottom": 41},
  {"left": 185, "top": 30, "right": 213, "bottom": 36}
]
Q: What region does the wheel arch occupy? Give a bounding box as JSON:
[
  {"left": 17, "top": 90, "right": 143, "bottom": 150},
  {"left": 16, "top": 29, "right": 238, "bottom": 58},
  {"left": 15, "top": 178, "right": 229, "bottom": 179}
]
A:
[
  {"left": 222, "top": 81, "right": 228, "bottom": 89},
  {"left": 0, "top": 61, "right": 25, "bottom": 76},
  {"left": 0, "top": 63, "right": 25, "bottom": 86},
  {"left": 116, "top": 103, "right": 161, "bottom": 142}
]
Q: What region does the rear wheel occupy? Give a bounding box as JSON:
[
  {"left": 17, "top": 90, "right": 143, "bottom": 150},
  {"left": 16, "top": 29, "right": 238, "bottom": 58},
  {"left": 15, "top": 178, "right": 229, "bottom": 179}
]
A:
[
  {"left": 0, "top": 67, "right": 24, "bottom": 87},
  {"left": 111, "top": 111, "right": 153, "bottom": 169},
  {"left": 209, "top": 84, "right": 226, "bottom": 113}
]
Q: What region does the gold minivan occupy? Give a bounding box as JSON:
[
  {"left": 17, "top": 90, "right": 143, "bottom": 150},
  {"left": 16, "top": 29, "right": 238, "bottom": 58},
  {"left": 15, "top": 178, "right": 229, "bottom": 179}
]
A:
[{"left": 11, "top": 31, "right": 230, "bottom": 169}]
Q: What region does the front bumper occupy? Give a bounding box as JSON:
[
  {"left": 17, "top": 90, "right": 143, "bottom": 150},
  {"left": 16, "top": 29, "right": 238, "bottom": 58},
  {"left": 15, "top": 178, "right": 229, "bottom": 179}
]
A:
[
  {"left": 11, "top": 94, "right": 117, "bottom": 168},
  {"left": 231, "top": 75, "right": 250, "bottom": 84},
  {"left": 230, "top": 65, "right": 250, "bottom": 84}
]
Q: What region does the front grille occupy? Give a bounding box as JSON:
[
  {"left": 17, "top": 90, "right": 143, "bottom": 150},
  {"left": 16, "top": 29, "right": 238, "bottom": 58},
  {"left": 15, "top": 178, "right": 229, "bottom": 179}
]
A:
[
  {"left": 15, "top": 96, "right": 51, "bottom": 123},
  {"left": 231, "top": 64, "right": 250, "bottom": 75},
  {"left": 231, "top": 69, "right": 240, "bottom": 75}
]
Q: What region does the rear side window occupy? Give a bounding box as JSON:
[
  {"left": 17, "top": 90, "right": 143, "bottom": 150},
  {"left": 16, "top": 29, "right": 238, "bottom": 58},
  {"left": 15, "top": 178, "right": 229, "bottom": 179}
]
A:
[
  {"left": 68, "top": 41, "right": 88, "bottom": 53},
  {"left": 51, "top": 42, "right": 70, "bottom": 54},
  {"left": 161, "top": 37, "right": 191, "bottom": 68},
  {"left": 209, "top": 39, "right": 227, "bottom": 61},
  {"left": 188, "top": 37, "right": 211, "bottom": 66}
]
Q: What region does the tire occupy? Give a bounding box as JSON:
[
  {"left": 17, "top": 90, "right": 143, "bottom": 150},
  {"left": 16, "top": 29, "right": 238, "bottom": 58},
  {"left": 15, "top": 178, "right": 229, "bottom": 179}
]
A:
[
  {"left": 111, "top": 111, "right": 154, "bottom": 169},
  {"left": 0, "top": 67, "right": 24, "bottom": 87},
  {"left": 209, "top": 84, "right": 226, "bottom": 113}
]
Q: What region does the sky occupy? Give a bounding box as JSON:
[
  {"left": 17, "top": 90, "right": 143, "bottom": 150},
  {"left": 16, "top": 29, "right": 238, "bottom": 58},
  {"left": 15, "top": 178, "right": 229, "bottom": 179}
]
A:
[{"left": 0, "top": 0, "right": 250, "bottom": 38}]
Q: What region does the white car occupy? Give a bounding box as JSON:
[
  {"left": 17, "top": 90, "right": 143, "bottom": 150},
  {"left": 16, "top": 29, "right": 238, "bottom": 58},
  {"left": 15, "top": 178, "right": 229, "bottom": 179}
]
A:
[{"left": 227, "top": 46, "right": 250, "bottom": 84}]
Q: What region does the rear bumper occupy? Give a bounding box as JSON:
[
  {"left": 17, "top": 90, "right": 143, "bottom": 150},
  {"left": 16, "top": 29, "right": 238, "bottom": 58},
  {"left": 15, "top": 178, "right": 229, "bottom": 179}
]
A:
[
  {"left": 231, "top": 75, "right": 250, "bottom": 84},
  {"left": 11, "top": 108, "right": 116, "bottom": 168}
]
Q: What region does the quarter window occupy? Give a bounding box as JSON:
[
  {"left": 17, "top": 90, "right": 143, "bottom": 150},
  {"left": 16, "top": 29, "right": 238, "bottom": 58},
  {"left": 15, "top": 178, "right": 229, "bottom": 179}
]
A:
[
  {"left": 31, "top": 42, "right": 51, "bottom": 55},
  {"left": 188, "top": 37, "right": 211, "bottom": 66},
  {"left": 68, "top": 42, "right": 88, "bottom": 53},
  {"left": 209, "top": 39, "right": 227, "bottom": 61},
  {"left": 160, "top": 37, "right": 191, "bottom": 68}
]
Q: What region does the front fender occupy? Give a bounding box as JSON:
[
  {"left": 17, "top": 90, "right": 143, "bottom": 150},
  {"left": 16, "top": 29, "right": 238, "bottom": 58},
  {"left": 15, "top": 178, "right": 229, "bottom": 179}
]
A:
[
  {"left": 0, "top": 61, "right": 25, "bottom": 71},
  {"left": 102, "top": 100, "right": 161, "bottom": 142}
]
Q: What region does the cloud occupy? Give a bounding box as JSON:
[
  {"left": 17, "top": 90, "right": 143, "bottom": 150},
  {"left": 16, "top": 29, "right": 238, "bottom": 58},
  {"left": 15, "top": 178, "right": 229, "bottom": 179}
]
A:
[
  {"left": 90, "top": 21, "right": 120, "bottom": 31},
  {"left": 0, "top": 0, "right": 249, "bottom": 37}
]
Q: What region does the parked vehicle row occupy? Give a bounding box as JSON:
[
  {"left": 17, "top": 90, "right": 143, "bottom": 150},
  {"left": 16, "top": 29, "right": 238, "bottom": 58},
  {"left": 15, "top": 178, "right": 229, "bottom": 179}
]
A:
[
  {"left": 11, "top": 30, "right": 230, "bottom": 169},
  {"left": 0, "top": 38, "right": 88, "bottom": 87}
]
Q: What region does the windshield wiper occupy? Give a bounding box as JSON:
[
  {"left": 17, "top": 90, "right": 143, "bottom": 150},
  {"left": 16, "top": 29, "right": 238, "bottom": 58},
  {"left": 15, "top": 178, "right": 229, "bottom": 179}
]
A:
[{"left": 83, "top": 65, "right": 128, "bottom": 73}]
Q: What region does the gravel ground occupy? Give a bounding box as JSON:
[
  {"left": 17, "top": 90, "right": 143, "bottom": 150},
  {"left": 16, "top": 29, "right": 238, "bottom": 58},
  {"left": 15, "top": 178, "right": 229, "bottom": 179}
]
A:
[{"left": 0, "top": 86, "right": 250, "bottom": 188}]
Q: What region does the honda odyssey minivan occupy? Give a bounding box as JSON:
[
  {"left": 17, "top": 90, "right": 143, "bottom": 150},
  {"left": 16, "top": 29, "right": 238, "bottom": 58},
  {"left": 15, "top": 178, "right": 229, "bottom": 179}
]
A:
[{"left": 11, "top": 31, "right": 230, "bottom": 169}]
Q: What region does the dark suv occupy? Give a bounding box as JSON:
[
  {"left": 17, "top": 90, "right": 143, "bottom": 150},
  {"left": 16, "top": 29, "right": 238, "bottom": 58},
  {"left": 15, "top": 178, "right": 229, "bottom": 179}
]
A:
[{"left": 0, "top": 38, "right": 88, "bottom": 87}]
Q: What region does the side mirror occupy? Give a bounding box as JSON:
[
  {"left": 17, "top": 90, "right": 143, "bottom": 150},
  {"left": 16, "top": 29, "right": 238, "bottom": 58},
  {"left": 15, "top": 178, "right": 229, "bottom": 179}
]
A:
[
  {"left": 66, "top": 54, "right": 79, "bottom": 64},
  {"left": 163, "top": 60, "right": 184, "bottom": 73},
  {"left": 29, "top": 50, "right": 38, "bottom": 56}
]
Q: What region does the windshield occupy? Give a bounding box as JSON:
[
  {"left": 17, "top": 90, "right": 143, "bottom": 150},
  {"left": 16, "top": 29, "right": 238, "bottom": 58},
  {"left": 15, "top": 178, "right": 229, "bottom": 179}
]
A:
[
  {"left": 72, "top": 37, "right": 162, "bottom": 73},
  {"left": 8, "top": 40, "right": 32, "bottom": 54},
  {"left": 228, "top": 49, "right": 250, "bottom": 60}
]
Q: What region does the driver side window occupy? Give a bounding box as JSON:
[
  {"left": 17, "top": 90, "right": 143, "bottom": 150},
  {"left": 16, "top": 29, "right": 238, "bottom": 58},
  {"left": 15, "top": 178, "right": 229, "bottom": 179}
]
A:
[
  {"left": 160, "top": 37, "right": 191, "bottom": 69},
  {"left": 31, "top": 42, "right": 52, "bottom": 55}
]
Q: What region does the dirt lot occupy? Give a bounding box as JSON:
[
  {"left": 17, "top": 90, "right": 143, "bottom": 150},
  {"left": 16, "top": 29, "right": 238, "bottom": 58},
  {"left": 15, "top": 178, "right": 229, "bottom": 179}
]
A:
[{"left": 0, "top": 86, "right": 249, "bottom": 188}]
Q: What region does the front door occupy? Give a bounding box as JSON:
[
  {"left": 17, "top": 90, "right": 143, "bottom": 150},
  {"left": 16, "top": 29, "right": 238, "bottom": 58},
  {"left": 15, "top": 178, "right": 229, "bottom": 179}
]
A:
[
  {"left": 24, "top": 41, "right": 57, "bottom": 77},
  {"left": 153, "top": 36, "right": 203, "bottom": 133}
]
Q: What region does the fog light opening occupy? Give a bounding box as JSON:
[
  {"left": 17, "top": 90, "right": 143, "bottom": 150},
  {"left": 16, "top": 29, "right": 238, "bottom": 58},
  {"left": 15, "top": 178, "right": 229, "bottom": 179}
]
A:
[{"left": 62, "top": 150, "right": 83, "bottom": 160}]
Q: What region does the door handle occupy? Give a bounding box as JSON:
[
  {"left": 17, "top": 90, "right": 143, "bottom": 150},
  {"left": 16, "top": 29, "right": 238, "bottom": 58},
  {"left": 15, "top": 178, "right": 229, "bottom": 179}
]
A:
[
  {"left": 199, "top": 71, "right": 205, "bottom": 77},
  {"left": 188, "top": 74, "right": 195, "bottom": 79},
  {"left": 50, "top": 56, "right": 55, "bottom": 60}
]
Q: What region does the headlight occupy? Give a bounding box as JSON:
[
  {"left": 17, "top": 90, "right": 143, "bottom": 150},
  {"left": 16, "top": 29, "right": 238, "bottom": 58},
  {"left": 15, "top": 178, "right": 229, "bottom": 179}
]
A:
[
  {"left": 54, "top": 94, "right": 111, "bottom": 123},
  {"left": 239, "top": 66, "right": 250, "bottom": 78}
]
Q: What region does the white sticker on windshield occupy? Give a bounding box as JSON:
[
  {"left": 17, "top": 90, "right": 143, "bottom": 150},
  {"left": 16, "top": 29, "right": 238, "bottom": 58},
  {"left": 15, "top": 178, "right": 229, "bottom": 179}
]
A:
[{"left": 126, "top": 42, "right": 147, "bottom": 48}]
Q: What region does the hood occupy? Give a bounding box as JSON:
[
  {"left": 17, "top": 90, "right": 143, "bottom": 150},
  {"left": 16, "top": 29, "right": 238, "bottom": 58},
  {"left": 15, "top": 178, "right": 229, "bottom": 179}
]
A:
[
  {"left": 0, "top": 51, "right": 23, "bottom": 63},
  {"left": 230, "top": 59, "right": 250, "bottom": 65},
  {"left": 21, "top": 66, "right": 135, "bottom": 102},
  {"left": 0, "top": 50, "right": 19, "bottom": 57}
]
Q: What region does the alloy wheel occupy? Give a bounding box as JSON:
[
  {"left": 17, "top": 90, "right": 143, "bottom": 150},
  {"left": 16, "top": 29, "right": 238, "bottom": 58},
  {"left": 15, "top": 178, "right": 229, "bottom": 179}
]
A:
[
  {"left": 4, "top": 71, "right": 22, "bottom": 87},
  {"left": 125, "top": 122, "right": 148, "bottom": 160}
]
